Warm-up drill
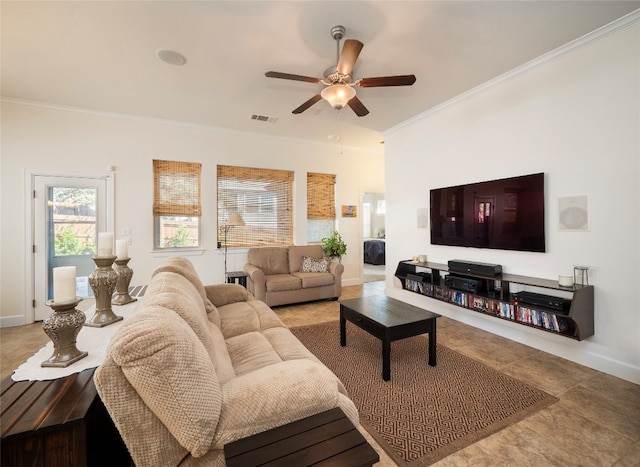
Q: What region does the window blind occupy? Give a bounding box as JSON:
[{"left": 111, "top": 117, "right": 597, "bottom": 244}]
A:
[
  {"left": 153, "top": 160, "right": 202, "bottom": 216},
  {"left": 307, "top": 172, "right": 336, "bottom": 220},
  {"left": 217, "top": 165, "right": 293, "bottom": 246}
]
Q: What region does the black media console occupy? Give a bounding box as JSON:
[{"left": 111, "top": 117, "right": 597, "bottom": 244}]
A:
[{"left": 395, "top": 260, "right": 594, "bottom": 340}]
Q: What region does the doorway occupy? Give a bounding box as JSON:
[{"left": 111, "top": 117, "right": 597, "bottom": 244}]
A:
[
  {"left": 30, "top": 173, "right": 114, "bottom": 321},
  {"left": 362, "top": 192, "right": 386, "bottom": 282}
]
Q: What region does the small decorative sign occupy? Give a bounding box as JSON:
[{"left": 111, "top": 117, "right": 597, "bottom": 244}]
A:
[{"left": 342, "top": 205, "right": 357, "bottom": 217}]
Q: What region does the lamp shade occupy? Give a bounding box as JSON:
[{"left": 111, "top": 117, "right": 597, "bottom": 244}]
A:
[
  {"left": 226, "top": 212, "right": 245, "bottom": 226},
  {"left": 321, "top": 84, "right": 356, "bottom": 109}
]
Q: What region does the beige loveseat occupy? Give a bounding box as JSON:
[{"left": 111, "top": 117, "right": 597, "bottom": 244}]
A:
[
  {"left": 244, "top": 244, "right": 343, "bottom": 307},
  {"left": 94, "top": 257, "right": 358, "bottom": 467}
]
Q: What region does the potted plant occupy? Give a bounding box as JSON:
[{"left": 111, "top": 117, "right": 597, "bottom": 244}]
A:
[{"left": 321, "top": 230, "right": 347, "bottom": 262}]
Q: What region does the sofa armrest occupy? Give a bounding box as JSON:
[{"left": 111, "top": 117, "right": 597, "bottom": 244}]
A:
[
  {"left": 328, "top": 260, "right": 344, "bottom": 277},
  {"left": 205, "top": 284, "right": 250, "bottom": 307},
  {"left": 244, "top": 264, "right": 266, "bottom": 302},
  {"left": 212, "top": 360, "right": 344, "bottom": 448},
  {"left": 329, "top": 261, "right": 344, "bottom": 298}
]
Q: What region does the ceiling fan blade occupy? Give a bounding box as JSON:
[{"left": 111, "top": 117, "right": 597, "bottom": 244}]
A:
[
  {"left": 357, "top": 75, "right": 416, "bottom": 87},
  {"left": 265, "top": 71, "right": 321, "bottom": 84},
  {"left": 348, "top": 95, "right": 369, "bottom": 117},
  {"left": 292, "top": 94, "right": 323, "bottom": 114},
  {"left": 337, "top": 39, "right": 364, "bottom": 76}
]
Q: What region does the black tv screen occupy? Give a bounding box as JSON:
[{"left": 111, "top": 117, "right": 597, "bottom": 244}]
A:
[{"left": 430, "top": 173, "right": 545, "bottom": 253}]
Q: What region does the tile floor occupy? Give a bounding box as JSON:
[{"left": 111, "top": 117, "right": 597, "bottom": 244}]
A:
[{"left": 2, "top": 281, "right": 639, "bottom": 466}]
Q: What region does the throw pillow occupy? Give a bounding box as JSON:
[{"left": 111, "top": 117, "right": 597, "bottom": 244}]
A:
[{"left": 301, "top": 256, "right": 329, "bottom": 273}]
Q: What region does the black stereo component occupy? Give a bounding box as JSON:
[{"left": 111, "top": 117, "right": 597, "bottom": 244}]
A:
[
  {"left": 445, "top": 274, "right": 486, "bottom": 294},
  {"left": 513, "top": 291, "right": 571, "bottom": 312},
  {"left": 448, "top": 259, "right": 503, "bottom": 276}
]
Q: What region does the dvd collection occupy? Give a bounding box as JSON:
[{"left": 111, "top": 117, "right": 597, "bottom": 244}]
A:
[{"left": 404, "top": 277, "right": 569, "bottom": 333}]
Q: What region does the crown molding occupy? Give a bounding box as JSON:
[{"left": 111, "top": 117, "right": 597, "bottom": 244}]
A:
[{"left": 0, "top": 97, "right": 380, "bottom": 154}]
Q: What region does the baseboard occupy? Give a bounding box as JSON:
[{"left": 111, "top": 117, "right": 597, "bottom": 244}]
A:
[
  {"left": 388, "top": 288, "right": 640, "bottom": 385},
  {"left": 342, "top": 278, "right": 362, "bottom": 286},
  {"left": 1, "top": 314, "right": 28, "bottom": 328}
]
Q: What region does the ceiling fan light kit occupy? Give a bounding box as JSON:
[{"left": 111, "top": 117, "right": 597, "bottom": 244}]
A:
[
  {"left": 321, "top": 84, "right": 356, "bottom": 109},
  {"left": 265, "top": 25, "right": 416, "bottom": 117}
]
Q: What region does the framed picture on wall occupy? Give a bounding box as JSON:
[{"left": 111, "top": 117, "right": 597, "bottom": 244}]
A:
[{"left": 342, "top": 205, "right": 357, "bottom": 217}]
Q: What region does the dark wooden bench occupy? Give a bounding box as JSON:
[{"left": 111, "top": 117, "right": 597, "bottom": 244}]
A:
[
  {"left": 1, "top": 368, "right": 130, "bottom": 467},
  {"left": 224, "top": 407, "right": 379, "bottom": 466}
]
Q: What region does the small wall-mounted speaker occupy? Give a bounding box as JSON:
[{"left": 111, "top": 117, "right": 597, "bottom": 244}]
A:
[
  {"left": 417, "top": 208, "right": 428, "bottom": 229},
  {"left": 559, "top": 196, "right": 588, "bottom": 230}
]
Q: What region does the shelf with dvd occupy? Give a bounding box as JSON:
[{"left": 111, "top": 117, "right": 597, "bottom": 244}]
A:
[{"left": 394, "top": 260, "right": 593, "bottom": 340}]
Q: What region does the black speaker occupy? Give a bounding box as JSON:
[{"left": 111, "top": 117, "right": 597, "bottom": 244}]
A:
[{"left": 448, "top": 259, "right": 502, "bottom": 276}]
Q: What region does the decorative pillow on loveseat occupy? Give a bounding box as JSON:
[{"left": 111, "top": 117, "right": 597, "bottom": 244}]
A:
[{"left": 301, "top": 256, "right": 329, "bottom": 273}]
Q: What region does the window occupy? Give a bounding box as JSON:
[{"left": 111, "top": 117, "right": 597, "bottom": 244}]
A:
[
  {"left": 217, "top": 165, "right": 293, "bottom": 246},
  {"left": 307, "top": 172, "right": 336, "bottom": 243},
  {"left": 153, "top": 160, "right": 201, "bottom": 249}
]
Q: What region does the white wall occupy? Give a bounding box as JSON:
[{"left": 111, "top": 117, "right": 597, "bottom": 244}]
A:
[
  {"left": 0, "top": 103, "right": 384, "bottom": 324},
  {"left": 384, "top": 23, "right": 640, "bottom": 383}
]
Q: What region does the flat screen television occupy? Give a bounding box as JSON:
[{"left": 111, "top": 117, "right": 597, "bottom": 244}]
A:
[{"left": 430, "top": 173, "right": 545, "bottom": 253}]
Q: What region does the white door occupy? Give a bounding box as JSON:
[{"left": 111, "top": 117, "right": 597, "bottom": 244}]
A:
[{"left": 33, "top": 175, "right": 112, "bottom": 320}]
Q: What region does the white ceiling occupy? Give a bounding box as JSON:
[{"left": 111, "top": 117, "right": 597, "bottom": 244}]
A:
[{"left": 2, "top": 1, "right": 639, "bottom": 152}]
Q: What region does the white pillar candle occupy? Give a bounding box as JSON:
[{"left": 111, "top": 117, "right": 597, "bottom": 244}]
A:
[
  {"left": 115, "top": 239, "right": 128, "bottom": 259},
  {"left": 97, "top": 232, "right": 114, "bottom": 256},
  {"left": 53, "top": 266, "right": 76, "bottom": 302}
]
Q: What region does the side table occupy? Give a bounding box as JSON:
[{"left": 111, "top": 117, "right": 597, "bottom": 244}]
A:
[
  {"left": 1, "top": 368, "right": 131, "bottom": 467},
  {"left": 226, "top": 271, "right": 248, "bottom": 288},
  {"left": 224, "top": 407, "right": 379, "bottom": 466}
]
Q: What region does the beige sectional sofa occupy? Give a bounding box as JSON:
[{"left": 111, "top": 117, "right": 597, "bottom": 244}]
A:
[
  {"left": 94, "top": 256, "right": 358, "bottom": 467},
  {"left": 244, "top": 244, "right": 343, "bottom": 307}
]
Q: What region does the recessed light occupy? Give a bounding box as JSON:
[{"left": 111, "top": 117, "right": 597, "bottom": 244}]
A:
[{"left": 156, "top": 49, "right": 187, "bottom": 66}]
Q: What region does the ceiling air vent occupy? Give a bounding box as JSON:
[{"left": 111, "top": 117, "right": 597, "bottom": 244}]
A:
[{"left": 250, "top": 114, "right": 278, "bottom": 123}]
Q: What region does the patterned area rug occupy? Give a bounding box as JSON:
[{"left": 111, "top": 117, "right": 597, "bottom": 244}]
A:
[{"left": 291, "top": 321, "right": 557, "bottom": 466}]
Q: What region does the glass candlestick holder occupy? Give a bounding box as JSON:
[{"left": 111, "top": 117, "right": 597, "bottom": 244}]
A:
[
  {"left": 113, "top": 257, "right": 136, "bottom": 306},
  {"left": 86, "top": 255, "right": 123, "bottom": 327},
  {"left": 573, "top": 265, "right": 590, "bottom": 286},
  {"left": 41, "top": 297, "right": 89, "bottom": 367}
]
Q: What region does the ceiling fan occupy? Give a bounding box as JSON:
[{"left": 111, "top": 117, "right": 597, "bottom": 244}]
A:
[{"left": 265, "top": 25, "right": 416, "bottom": 117}]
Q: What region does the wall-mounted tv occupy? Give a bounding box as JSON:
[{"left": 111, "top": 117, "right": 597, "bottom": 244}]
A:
[{"left": 430, "top": 173, "right": 545, "bottom": 253}]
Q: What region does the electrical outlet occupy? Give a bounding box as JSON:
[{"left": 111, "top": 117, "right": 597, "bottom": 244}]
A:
[{"left": 122, "top": 227, "right": 132, "bottom": 237}]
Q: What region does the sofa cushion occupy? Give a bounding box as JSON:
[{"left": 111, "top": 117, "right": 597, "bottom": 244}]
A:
[
  {"left": 144, "top": 272, "right": 217, "bottom": 361},
  {"left": 247, "top": 247, "right": 289, "bottom": 275},
  {"left": 217, "top": 300, "right": 285, "bottom": 339},
  {"left": 288, "top": 245, "right": 324, "bottom": 273},
  {"left": 292, "top": 272, "right": 335, "bottom": 288},
  {"left": 225, "top": 331, "right": 283, "bottom": 376},
  {"left": 109, "top": 307, "right": 221, "bottom": 458},
  {"left": 151, "top": 256, "right": 217, "bottom": 314},
  {"left": 208, "top": 322, "right": 236, "bottom": 384},
  {"left": 265, "top": 274, "right": 302, "bottom": 292},
  {"left": 301, "top": 256, "right": 329, "bottom": 273},
  {"left": 212, "top": 360, "right": 345, "bottom": 448}
]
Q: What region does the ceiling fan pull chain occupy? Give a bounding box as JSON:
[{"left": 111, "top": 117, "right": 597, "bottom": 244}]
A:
[{"left": 338, "top": 110, "right": 343, "bottom": 155}]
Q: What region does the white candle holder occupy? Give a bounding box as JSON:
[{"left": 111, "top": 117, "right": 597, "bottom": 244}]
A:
[
  {"left": 86, "top": 255, "right": 123, "bottom": 327},
  {"left": 41, "top": 297, "right": 89, "bottom": 367},
  {"left": 113, "top": 257, "right": 136, "bottom": 306}
]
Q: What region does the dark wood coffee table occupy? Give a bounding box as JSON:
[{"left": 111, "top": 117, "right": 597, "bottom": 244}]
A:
[{"left": 340, "top": 295, "right": 440, "bottom": 381}]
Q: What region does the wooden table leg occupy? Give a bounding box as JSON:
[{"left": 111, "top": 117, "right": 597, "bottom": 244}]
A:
[
  {"left": 340, "top": 308, "right": 346, "bottom": 347},
  {"left": 428, "top": 319, "right": 437, "bottom": 366},
  {"left": 382, "top": 338, "right": 391, "bottom": 381}
]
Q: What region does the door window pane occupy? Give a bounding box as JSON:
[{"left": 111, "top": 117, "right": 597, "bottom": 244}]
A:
[{"left": 48, "top": 186, "right": 97, "bottom": 299}]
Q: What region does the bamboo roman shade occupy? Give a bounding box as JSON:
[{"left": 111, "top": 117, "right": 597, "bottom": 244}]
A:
[
  {"left": 153, "top": 160, "right": 202, "bottom": 217},
  {"left": 307, "top": 172, "right": 336, "bottom": 220},
  {"left": 217, "top": 165, "right": 293, "bottom": 246}
]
